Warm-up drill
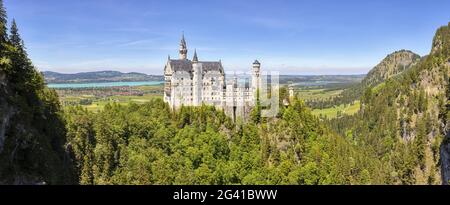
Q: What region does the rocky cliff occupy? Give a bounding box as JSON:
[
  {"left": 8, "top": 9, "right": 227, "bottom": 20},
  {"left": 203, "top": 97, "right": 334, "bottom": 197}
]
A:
[
  {"left": 440, "top": 58, "right": 450, "bottom": 185},
  {"left": 0, "top": 68, "right": 76, "bottom": 184}
]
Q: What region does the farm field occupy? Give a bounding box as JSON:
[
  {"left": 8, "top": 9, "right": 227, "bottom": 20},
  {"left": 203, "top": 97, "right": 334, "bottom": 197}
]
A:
[
  {"left": 295, "top": 88, "right": 344, "bottom": 101},
  {"left": 57, "top": 84, "right": 164, "bottom": 112},
  {"left": 312, "top": 101, "right": 361, "bottom": 119},
  {"left": 81, "top": 94, "right": 163, "bottom": 112}
]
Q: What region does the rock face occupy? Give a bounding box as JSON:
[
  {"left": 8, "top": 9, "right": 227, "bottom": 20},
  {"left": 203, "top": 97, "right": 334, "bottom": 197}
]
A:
[
  {"left": 442, "top": 131, "right": 450, "bottom": 185},
  {"left": 441, "top": 60, "right": 450, "bottom": 185},
  {"left": 0, "top": 72, "right": 5, "bottom": 85},
  {"left": 362, "top": 50, "right": 421, "bottom": 88},
  {"left": 429, "top": 24, "right": 450, "bottom": 185},
  {"left": 0, "top": 107, "right": 13, "bottom": 153},
  {"left": 0, "top": 72, "right": 10, "bottom": 153},
  {"left": 0, "top": 69, "right": 76, "bottom": 185}
]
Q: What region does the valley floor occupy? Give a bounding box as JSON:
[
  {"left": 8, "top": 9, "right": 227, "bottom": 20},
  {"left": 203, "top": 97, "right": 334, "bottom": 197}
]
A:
[{"left": 54, "top": 82, "right": 361, "bottom": 118}]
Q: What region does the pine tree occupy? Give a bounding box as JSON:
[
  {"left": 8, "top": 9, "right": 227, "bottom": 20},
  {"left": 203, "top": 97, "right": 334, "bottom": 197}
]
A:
[
  {"left": 0, "top": 0, "right": 7, "bottom": 43},
  {"left": 6, "top": 18, "right": 44, "bottom": 95},
  {"left": 0, "top": 0, "right": 7, "bottom": 57},
  {"left": 9, "top": 19, "right": 23, "bottom": 50},
  {"left": 414, "top": 116, "right": 427, "bottom": 170}
]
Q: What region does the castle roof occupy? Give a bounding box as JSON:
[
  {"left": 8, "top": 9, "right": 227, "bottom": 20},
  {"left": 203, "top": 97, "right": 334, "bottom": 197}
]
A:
[
  {"left": 200, "top": 61, "right": 224, "bottom": 73},
  {"left": 169, "top": 59, "right": 192, "bottom": 72},
  {"left": 180, "top": 33, "right": 187, "bottom": 47},
  {"left": 167, "top": 59, "right": 224, "bottom": 73},
  {"left": 193, "top": 50, "right": 198, "bottom": 62}
]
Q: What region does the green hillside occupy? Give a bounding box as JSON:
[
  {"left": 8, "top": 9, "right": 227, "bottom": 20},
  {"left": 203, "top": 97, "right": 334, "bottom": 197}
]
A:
[
  {"left": 310, "top": 50, "right": 421, "bottom": 109},
  {"left": 328, "top": 23, "right": 450, "bottom": 184}
]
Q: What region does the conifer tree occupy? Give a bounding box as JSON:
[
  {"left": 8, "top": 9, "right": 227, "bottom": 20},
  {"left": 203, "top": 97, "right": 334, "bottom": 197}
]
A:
[
  {"left": 9, "top": 19, "right": 23, "bottom": 50},
  {"left": 7, "top": 18, "right": 44, "bottom": 95},
  {"left": 8, "top": 19, "right": 26, "bottom": 79},
  {"left": 0, "top": 0, "right": 7, "bottom": 44},
  {"left": 0, "top": 0, "right": 7, "bottom": 58},
  {"left": 416, "top": 121, "right": 427, "bottom": 169}
]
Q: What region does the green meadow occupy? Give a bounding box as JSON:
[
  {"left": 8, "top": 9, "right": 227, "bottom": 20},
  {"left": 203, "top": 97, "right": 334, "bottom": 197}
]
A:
[{"left": 312, "top": 101, "right": 361, "bottom": 119}]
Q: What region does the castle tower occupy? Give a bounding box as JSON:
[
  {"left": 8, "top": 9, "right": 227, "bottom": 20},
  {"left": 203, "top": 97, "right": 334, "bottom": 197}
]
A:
[
  {"left": 192, "top": 50, "right": 202, "bottom": 106},
  {"left": 192, "top": 49, "right": 198, "bottom": 63},
  {"left": 289, "top": 86, "right": 295, "bottom": 100},
  {"left": 179, "top": 33, "right": 188, "bottom": 60},
  {"left": 252, "top": 60, "right": 261, "bottom": 103}
]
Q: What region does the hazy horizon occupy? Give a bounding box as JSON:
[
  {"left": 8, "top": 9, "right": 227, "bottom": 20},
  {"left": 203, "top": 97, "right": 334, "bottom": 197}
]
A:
[
  {"left": 5, "top": 0, "right": 450, "bottom": 75},
  {"left": 41, "top": 68, "right": 369, "bottom": 76}
]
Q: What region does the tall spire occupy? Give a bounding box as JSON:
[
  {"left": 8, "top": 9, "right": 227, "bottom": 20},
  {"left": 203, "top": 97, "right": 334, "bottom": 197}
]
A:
[
  {"left": 181, "top": 32, "right": 186, "bottom": 47},
  {"left": 192, "top": 49, "right": 198, "bottom": 62},
  {"left": 179, "top": 32, "right": 188, "bottom": 60}
]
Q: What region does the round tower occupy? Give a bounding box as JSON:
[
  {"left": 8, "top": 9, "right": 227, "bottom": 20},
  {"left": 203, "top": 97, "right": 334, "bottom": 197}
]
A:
[
  {"left": 192, "top": 50, "right": 202, "bottom": 106},
  {"left": 289, "top": 86, "right": 295, "bottom": 99},
  {"left": 252, "top": 60, "right": 261, "bottom": 91},
  {"left": 251, "top": 60, "right": 261, "bottom": 105}
]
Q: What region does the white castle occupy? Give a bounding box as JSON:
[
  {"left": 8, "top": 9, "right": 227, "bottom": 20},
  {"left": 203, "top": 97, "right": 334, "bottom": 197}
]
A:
[{"left": 164, "top": 34, "right": 261, "bottom": 120}]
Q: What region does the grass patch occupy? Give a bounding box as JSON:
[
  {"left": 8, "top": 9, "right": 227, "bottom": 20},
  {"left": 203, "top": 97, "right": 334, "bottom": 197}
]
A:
[
  {"left": 312, "top": 101, "right": 361, "bottom": 119},
  {"left": 296, "top": 88, "right": 344, "bottom": 101}
]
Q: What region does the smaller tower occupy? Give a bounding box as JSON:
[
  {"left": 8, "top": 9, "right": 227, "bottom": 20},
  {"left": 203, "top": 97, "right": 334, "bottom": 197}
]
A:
[
  {"left": 192, "top": 49, "right": 198, "bottom": 63},
  {"left": 252, "top": 60, "right": 261, "bottom": 103},
  {"left": 252, "top": 60, "right": 261, "bottom": 86},
  {"left": 289, "top": 86, "right": 295, "bottom": 99},
  {"left": 179, "top": 33, "right": 188, "bottom": 60},
  {"left": 192, "top": 50, "right": 202, "bottom": 106}
]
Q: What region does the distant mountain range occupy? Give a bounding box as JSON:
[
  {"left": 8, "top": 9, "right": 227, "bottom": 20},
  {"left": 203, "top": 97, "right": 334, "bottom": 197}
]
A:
[
  {"left": 279, "top": 74, "right": 365, "bottom": 85},
  {"left": 42, "top": 71, "right": 365, "bottom": 84},
  {"left": 43, "top": 70, "right": 366, "bottom": 85},
  {"left": 42, "top": 71, "right": 164, "bottom": 84}
]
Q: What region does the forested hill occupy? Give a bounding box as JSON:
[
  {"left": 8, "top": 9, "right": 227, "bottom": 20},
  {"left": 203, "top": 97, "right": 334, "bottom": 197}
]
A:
[
  {"left": 43, "top": 71, "right": 164, "bottom": 84},
  {"left": 0, "top": 1, "right": 76, "bottom": 184},
  {"left": 310, "top": 50, "right": 421, "bottom": 109},
  {"left": 328, "top": 22, "right": 450, "bottom": 184},
  {"left": 362, "top": 50, "right": 421, "bottom": 88}
]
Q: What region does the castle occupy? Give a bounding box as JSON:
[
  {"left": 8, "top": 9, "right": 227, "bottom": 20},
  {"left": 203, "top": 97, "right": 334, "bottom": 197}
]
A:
[{"left": 164, "top": 34, "right": 261, "bottom": 120}]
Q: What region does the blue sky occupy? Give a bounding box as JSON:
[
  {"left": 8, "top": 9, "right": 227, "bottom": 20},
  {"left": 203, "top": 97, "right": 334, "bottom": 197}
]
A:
[{"left": 4, "top": 0, "right": 450, "bottom": 75}]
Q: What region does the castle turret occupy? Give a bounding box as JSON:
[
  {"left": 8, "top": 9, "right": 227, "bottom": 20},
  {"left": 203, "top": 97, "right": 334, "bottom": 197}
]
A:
[
  {"left": 289, "top": 86, "right": 295, "bottom": 100},
  {"left": 179, "top": 33, "right": 188, "bottom": 60},
  {"left": 192, "top": 50, "right": 202, "bottom": 106},
  {"left": 252, "top": 60, "right": 261, "bottom": 103},
  {"left": 192, "top": 49, "right": 198, "bottom": 62}
]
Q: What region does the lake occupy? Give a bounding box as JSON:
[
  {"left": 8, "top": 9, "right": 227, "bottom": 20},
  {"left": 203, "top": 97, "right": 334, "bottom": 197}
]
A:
[{"left": 47, "top": 81, "right": 164, "bottom": 89}]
